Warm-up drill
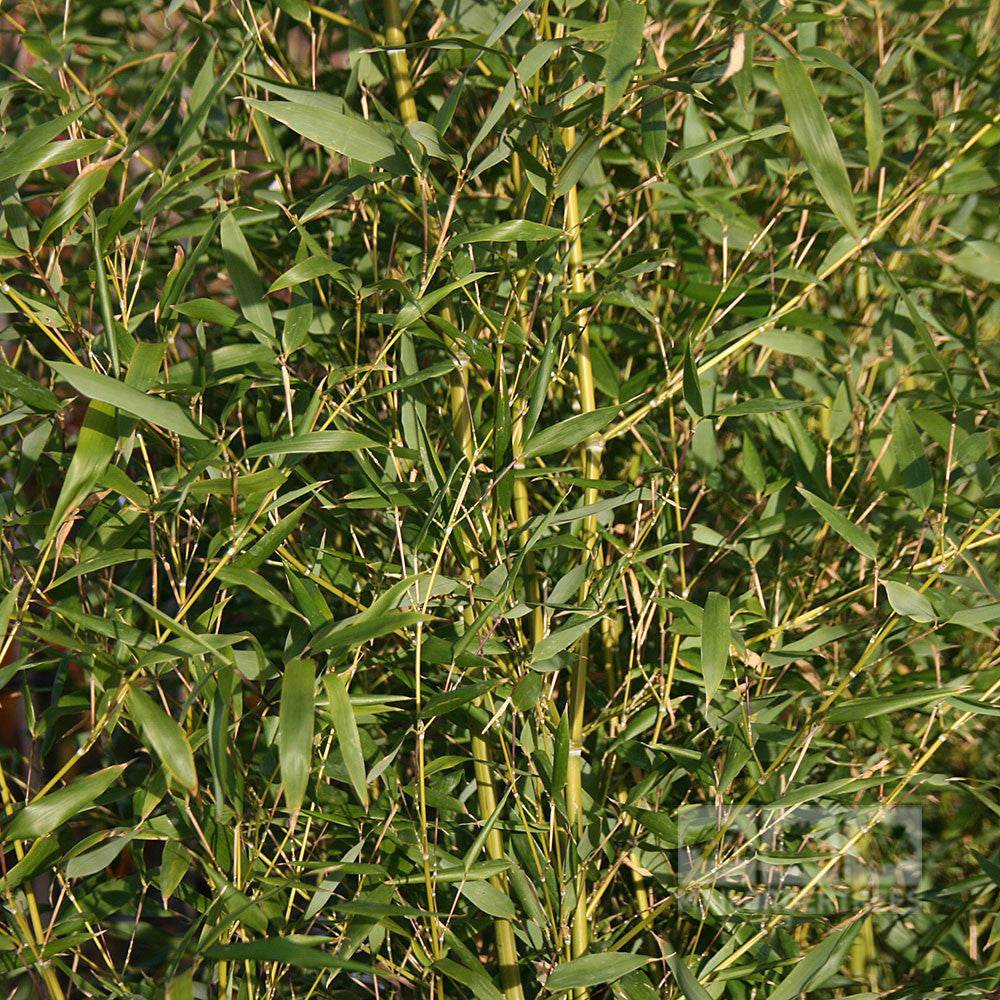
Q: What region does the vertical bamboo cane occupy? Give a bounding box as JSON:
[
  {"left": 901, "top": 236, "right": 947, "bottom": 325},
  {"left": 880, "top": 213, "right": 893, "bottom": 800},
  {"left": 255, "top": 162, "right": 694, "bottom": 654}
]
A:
[
  {"left": 562, "top": 133, "right": 601, "bottom": 997},
  {"left": 380, "top": 5, "right": 524, "bottom": 995}
]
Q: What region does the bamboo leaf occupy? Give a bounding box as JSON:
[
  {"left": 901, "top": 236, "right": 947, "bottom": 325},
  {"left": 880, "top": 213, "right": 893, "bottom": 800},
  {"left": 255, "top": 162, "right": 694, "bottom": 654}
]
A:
[
  {"left": 434, "top": 958, "right": 505, "bottom": 1000},
  {"left": 775, "top": 55, "right": 858, "bottom": 237},
  {"left": 883, "top": 580, "right": 936, "bottom": 623},
  {"left": 65, "top": 832, "right": 137, "bottom": 879},
  {"left": 532, "top": 614, "right": 602, "bottom": 664},
  {"left": 459, "top": 878, "right": 517, "bottom": 919},
  {"left": 893, "top": 404, "right": 933, "bottom": 512},
  {"left": 0, "top": 109, "right": 85, "bottom": 183},
  {"left": 49, "top": 363, "right": 207, "bottom": 440},
  {"left": 128, "top": 686, "right": 198, "bottom": 792},
  {"left": 45, "top": 399, "right": 118, "bottom": 544},
  {"left": 701, "top": 592, "right": 730, "bottom": 704},
  {"left": 683, "top": 341, "right": 704, "bottom": 418},
  {"left": 828, "top": 689, "right": 950, "bottom": 723},
  {"left": 247, "top": 99, "right": 399, "bottom": 166},
  {"left": 602, "top": 0, "right": 645, "bottom": 118},
  {"left": 798, "top": 486, "right": 878, "bottom": 561},
  {"left": 244, "top": 430, "right": 381, "bottom": 457},
  {"left": 279, "top": 657, "right": 315, "bottom": 813},
  {"left": 267, "top": 255, "right": 346, "bottom": 292},
  {"left": 4, "top": 766, "right": 125, "bottom": 842},
  {"left": 664, "top": 949, "right": 713, "bottom": 1000},
  {"left": 802, "top": 47, "right": 883, "bottom": 171},
  {"left": 546, "top": 954, "right": 650, "bottom": 992},
  {"left": 641, "top": 84, "right": 668, "bottom": 167},
  {"left": 468, "top": 40, "right": 565, "bottom": 159},
  {"left": 203, "top": 938, "right": 371, "bottom": 972},
  {"left": 323, "top": 671, "right": 369, "bottom": 809},
  {"left": 38, "top": 166, "right": 108, "bottom": 245},
  {"left": 716, "top": 397, "right": 814, "bottom": 416},
  {"left": 766, "top": 922, "right": 862, "bottom": 1000},
  {"left": 0, "top": 361, "right": 60, "bottom": 411},
  {"left": 523, "top": 406, "right": 618, "bottom": 460},
  {"left": 452, "top": 220, "right": 563, "bottom": 245},
  {"left": 221, "top": 212, "right": 276, "bottom": 339}
]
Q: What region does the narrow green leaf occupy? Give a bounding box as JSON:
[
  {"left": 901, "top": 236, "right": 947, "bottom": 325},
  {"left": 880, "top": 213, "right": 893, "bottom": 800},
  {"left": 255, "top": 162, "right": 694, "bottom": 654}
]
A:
[
  {"left": 877, "top": 266, "right": 954, "bottom": 401},
  {"left": 267, "top": 255, "right": 346, "bottom": 292},
  {"left": 0, "top": 109, "right": 84, "bottom": 183},
  {"left": 279, "top": 658, "right": 315, "bottom": 813},
  {"left": 66, "top": 832, "right": 136, "bottom": 879},
  {"left": 828, "top": 690, "right": 949, "bottom": 723},
  {"left": 49, "top": 362, "right": 207, "bottom": 440},
  {"left": 234, "top": 497, "right": 313, "bottom": 570},
  {"left": 421, "top": 680, "right": 498, "bottom": 719},
  {"left": 459, "top": 878, "right": 517, "bottom": 919},
  {"left": 0, "top": 361, "right": 60, "bottom": 411},
  {"left": 715, "top": 397, "right": 813, "bottom": 416},
  {"left": 2, "top": 835, "right": 61, "bottom": 890},
  {"left": 311, "top": 610, "right": 426, "bottom": 656},
  {"left": 0, "top": 578, "right": 21, "bottom": 675},
  {"left": 798, "top": 487, "right": 878, "bottom": 561},
  {"left": 244, "top": 430, "right": 380, "bottom": 458},
  {"left": 602, "top": 0, "right": 645, "bottom": 117},
  {"left": 546, "top": 954, "right": 650, "bottom": 992},
  {"left": 641, "top": 84, "right": 668, "bottom": 167},
  {"left": 165, "top": 970, "right": 194, "bottom": 1000},
  {"left": 435, "top": 958, "right": 506, "bottom": 1000},
  {"left": 208, "top": 674, "right": 233, "bottom": 821},
  {"left": 552, "top": 710, "right": 569, "bottom": 802},
  {"left": 394, "top": 272, "right": 491, "bottom": 331},
  {"left": 883, "top": 580, "right": 936, "bottom": 623},
  {"left": 626, "top": 806, "right": 678, "bottom": 847},
  {"left": 45, "top": 399, "right": 118, "bottom": 544},
  {"left": 682, "top": 342, "right": 704, "bottom": 418},
  {"left": 38, "top": 166, "right": 107, "bottom": 245},
  {"left": 701, "top": 592, "right": 730, "bottom": 704},
  {"left": 532, "top": 615, "right": 602, "bottom": 664},
  {"left": 973, "top": 850, "right": 1000, "bottom": 889},
  {"left": 160, "top": 840, "right": 191, "bottom": 904},
  {"left": 452, "top": 220, "right": 563, "bottom": 245},
  {"left": 774, "top": 55, "right": 858, "bottom": 237},
  {"left": 615, "top": 970, "right": 661, "bottom": 1000},
  {"left": 948, "top": 602, "right": 1000, "bottom": 628},
  {"left": 523, "top": 406, "right": 618, "bottom": 460},
  {"left": 893, "top": 405, "right": 933, "bottom": 512},
  {"left": 215, "top": 566, "right": 301, "bottom": 618},
  {"left": 396, "top": 859, "right": 511, "bottom": 884},
  {"left": 323, "top": 672, "right": 369, "bottom": 809},
  {"left": 247, "top": 99, "right": 398, "bottom": 165},
  {"left": 221, "top": 212, "right": 276, "bottom": 339},
  {"left": 128, "top": 686, "right": 198, "bottom": 792},
  {"left": 4, "top": 765, "right": 125, "bottom": 842},
  {"left": 667, "top": 124, "right": 788, "bottom": 170},
  {"left": 172, "top": 298, "right": 243, "bottom": 328},
  {"left": 664, "top": 949, "right": 713, "bottom": 1000},
  {"left": 467, "top": 40, "right": 565, "bottom": 160},
  {"left": 203, "top": 938, "right": 371, "bottom": 972},
  {"left": 766, "top": 922, "right": 862, "bottom": 1000},
  {"left": 555, "top": 133, "right": 601, "bottom": 196},
  {"left": 803, "top": 47, "right": 883, "bottom": 171},
  {"left": 18, "top": 139, "right": 106, "bottom": 178}
]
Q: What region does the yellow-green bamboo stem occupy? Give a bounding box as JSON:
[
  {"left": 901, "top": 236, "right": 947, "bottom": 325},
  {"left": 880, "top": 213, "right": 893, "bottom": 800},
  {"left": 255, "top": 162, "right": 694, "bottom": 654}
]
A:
[
  {"left": 561, "top": 132, "right": 600, "bottom": 994},
  {"left": 448, "top": 306, "right": 526, "bottom": 1000},
  {"left": 384, "top": 0, "right": 416, "bottom": 126},
  {"left": 381, "top": 5, "right": 443, "bottom": 982}
]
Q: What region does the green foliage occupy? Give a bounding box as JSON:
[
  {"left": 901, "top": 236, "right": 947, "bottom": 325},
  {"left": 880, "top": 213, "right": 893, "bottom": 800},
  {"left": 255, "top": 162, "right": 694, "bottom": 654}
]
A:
[{"left": 1, "top": 0, "right": 1000, "bottom": 998}]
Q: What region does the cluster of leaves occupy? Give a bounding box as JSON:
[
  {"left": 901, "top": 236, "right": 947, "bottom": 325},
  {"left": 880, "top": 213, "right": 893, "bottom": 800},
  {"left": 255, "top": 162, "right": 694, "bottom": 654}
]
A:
[{"left": 1, "top": 0, "right": 1000, "bottom": 998}]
